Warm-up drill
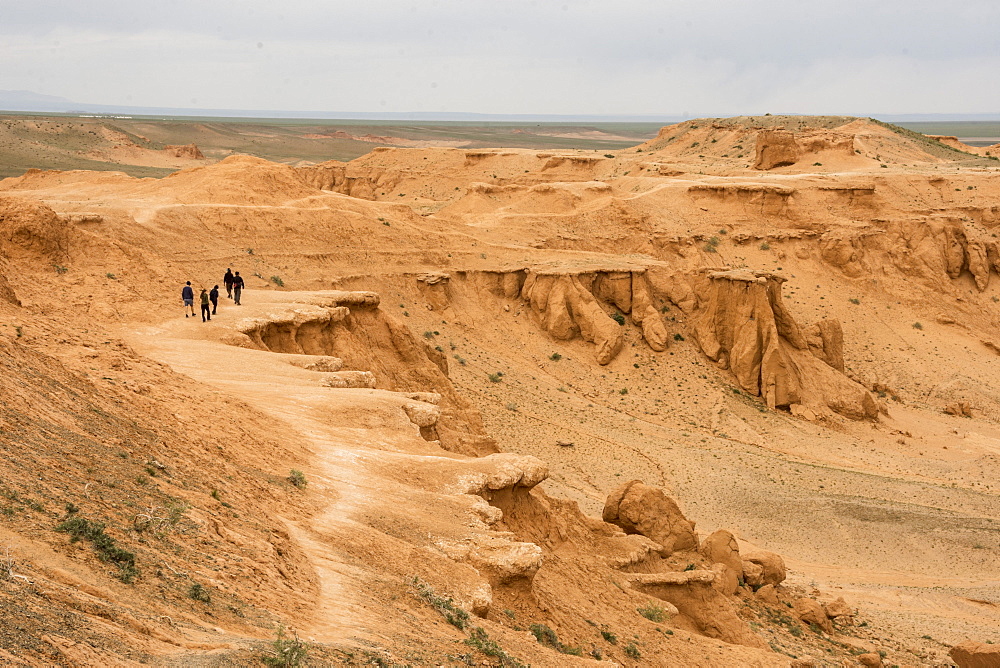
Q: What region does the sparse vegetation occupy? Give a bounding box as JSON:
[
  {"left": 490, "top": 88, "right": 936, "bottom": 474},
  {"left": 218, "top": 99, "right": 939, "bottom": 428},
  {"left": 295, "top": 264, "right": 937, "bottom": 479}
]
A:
[
  {"left": 624, "top": 642, "right": 641, "bottom": 659},
  {"left": 528, "top": 623, "right": 581, "bottom": 655},
  {"left": 760, "top": 242, "right": 771, "bottom": 250},
  {"left": 287, "top": 469, "right": 307, "bottom": 489},
  {"left": 611, "top": 312, "right": 626, "bottom": 325},
  {"left": 912, "top": 322, "right": 923, "bottom": 329},
  {"left": 55, "top": 517, "right": 138, "bottom": 583},
  {"left": 673, "top": 333, "right": 685, "bottom": 341},
  {"left": 188, "top": 583, "right": 211, "bottom": 603},
  {"left": 549, "top": 352, "right": 562, "bottom": 361},
  {"left": 600, "top": 629, "right": 618, "bottom": 644},
  {"left": 849, "top": 298, "right": 861, "bottom": 304},
  {"left": 411, "top": 577, "right": 469, "bottom": 630},
  {"left": 270, "top": 275, "right": 284, "bottom": 287},
  {"left": 487, "top": 372, "right": 502, "bottom": 383},
  {"left": 261, "top": 625, "right": 309, "bottom": 667},
  {"left": 464, "top": 627, "right": 527, "bottom": 668},
  {"left": 637, "top": 602, "right": 670, "bottom": 622}
]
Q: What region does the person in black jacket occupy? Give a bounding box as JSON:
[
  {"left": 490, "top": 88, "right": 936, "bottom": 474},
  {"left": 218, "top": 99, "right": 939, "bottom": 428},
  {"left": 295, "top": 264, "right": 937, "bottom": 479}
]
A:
[
  {"left": 209, "top": 285, "right": 220, "bottom": 315},
  {"left": 181, "top": 281, "right": 195, "bottom": 318},
  {"left": 232, "top": 271, "right": 245, "bottom": 305},
  {"left": 224, "top": 268, "right": 234, "bottom": 298}
]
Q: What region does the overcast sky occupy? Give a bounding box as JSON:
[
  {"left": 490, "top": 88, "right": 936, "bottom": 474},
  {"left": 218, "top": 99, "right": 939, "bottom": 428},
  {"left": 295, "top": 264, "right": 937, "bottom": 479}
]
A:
[{"left": 1, "top": 0, "right": 998, "bottom": 116}]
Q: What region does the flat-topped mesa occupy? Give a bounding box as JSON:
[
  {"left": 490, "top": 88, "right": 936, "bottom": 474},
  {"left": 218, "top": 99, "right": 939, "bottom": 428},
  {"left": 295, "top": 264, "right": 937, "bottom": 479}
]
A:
[{"left": 691, "top": 269, "right": 877, "bottom": 420}]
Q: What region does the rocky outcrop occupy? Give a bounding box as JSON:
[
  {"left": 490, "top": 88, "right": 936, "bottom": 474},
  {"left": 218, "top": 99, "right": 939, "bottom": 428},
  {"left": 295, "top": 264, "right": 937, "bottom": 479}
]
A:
[
  {"left": 163, "top": 143, "right": 205, "bottom": 159},
  {"left": 793, "top": 597, "right": 833, "bottom": 633},
  {"left": 949, "top": 640, "right": 1000, "bottom": 668},
  {"left": 293, "top": 160, "right": 400, "bottom": 200},
  {"left": 691, "top": 269, "right": 877, "bottom": 419},
  {"left": 320, "top": 370, "right": 376, "bottom": 389},
  {"left": 626, "top": 571, "right": 766, "bottom": 649},
  {"left": 0, "top": 271, "right": 19, "bottom": 306},
  {"left": 602, "top": 480, "right": 698, "bottom": 556},
  {"left": 521, "top": 271, "right": 625, "bottom": 364},
  {"left": 754, "top": 130, "right": 799, "bottom": 169},
  {"left": 821, "top": 216, "right": 1000, "bottom": 292},
  {"left": 0, "top": 196, "right": 69, "bottom": 260},
  {"left": 234, "top": 293, "right": 496, "bottom": 456},
  {"left": 700, "top": 529, "right": 743, "bottom": 595},
  {"left": 742, "top": 550, "right": 786, "bottom": 587},
  {"left": 474, "top": 267, "right": 670, "bottom": 364}
]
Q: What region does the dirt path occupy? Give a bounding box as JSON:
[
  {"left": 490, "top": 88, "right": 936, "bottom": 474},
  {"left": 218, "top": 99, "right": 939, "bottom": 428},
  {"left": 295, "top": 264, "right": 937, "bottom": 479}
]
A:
[{"left": 125, "top": 293, "right": 401, "bottom": 646}]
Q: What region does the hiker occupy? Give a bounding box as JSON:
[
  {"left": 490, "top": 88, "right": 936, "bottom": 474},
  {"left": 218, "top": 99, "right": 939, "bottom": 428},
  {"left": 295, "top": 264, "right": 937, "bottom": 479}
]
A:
[
  {"left": 224, "top": 268, "right": 234, "bottom": 298},
  {"left": 181, "top": 281, "right": 195, "bottom": 318},
  {"left": 209, "top": 285, "right": 219, "bottom": 315},
  {"left": 232, "top": 271, "right": 245, "bottom": 305},
  {"left": 200, "top": 288, "right": 211, "bottom": 322}
]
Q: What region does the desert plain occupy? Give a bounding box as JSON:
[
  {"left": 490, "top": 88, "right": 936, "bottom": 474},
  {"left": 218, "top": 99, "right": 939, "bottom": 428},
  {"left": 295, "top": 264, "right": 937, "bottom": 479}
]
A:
[{"left": 0, "top": 113, "right": 999, "bottom": 666}]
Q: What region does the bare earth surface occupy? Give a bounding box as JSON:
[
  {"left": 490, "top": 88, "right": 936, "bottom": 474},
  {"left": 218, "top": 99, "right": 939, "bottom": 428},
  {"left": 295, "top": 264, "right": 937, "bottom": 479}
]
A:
[{"left": 1, "top": 115, "right": 999, "bottom": 666}]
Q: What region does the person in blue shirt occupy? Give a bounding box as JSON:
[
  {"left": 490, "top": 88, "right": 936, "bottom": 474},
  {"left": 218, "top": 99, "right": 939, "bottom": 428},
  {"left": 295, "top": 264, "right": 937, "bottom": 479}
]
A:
[{"left": 181, "top": 281, "right": 195, "bottom": 318}]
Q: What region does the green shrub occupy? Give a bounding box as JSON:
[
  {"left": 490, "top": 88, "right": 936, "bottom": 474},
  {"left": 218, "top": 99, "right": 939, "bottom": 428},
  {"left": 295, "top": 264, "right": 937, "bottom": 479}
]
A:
[
  {"left": 912, "top": 322, "right": 923, "bottom": 330},
  {"left": 55, "top": 517, "right": 138, "bottom": 583},
  {"left": 849, "top": 298, "right": 860, "bottom": 304},
  {"left": 611, "top": 312, "right": 626, "bottom": 325},
  {"left": 530, "top": 623, "right": 559, "bottom": 648},
  {"left": 464, "top": 627, "right": 526, "bottom": 667},
  {"left": 637, "top": 602, "right": 669, "bottom": 622},
  {"left": 287, "top": 470, "right": 307, "bottom": 489},
  {"left": 487, "top": 373, "right": 502, "bottom": 383},
  {"left": 188, "top": 583, "right": 211, "bottom": 603},
  {"left": 549, "top": 352, "right": 562, "bottom": 361},
  {"left": 261, "top": 625, "right": 309, "bottom": 667},
  {"left": 270, "top": 275, "right": 284, "bottom": 287},
  {"left": 760, "top": 242, "right": 771, "bottom": 250},
  {"left": 625, "top": 642, "right": 641, "bottom": 659},
  {"left": 673, "top": 333, "right": 685, "bottom": 341},
  {"left": 412, "top": 577, "right": 469, "bottom": 630},
  {"left": 600, "top": 629, "right": 618, "bottom": 644}
]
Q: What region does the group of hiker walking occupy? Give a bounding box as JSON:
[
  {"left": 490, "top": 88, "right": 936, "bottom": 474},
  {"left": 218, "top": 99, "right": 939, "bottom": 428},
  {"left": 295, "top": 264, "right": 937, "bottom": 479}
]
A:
[{"left": 180, "top": 268, "right": 245, "bottom": 322}]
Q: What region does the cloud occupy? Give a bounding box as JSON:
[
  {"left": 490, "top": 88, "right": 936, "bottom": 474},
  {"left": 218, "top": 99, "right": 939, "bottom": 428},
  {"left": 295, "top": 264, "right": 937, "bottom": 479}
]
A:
[{"left": 1, "top": 0, "right": 998, "bottom": 114}]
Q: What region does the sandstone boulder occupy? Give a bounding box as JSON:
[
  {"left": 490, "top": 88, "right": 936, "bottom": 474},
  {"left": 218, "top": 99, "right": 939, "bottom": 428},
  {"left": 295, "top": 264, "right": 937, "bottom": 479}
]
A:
[
  {"left": 950, "top": 640, "right": 1000, "bottom": 668},
  {"left": 793, "top": 597, "right": 833, "bottom": 633},
  {"left": 755, "top": 583, "right": 780, "bottom": 606},
  {"left": 603, "top": 480, "right": 698, "bottom": 556},
  {"left": 857, "top": 653, "right": 883, "bottom": 667},
  {"left": 402, "top": 401, "right": 441, "bottom": 427},
  {"left": 293, "top": 356, "right": 343, "bottom": 372},
  {"left": 453, "top": 453, "right": 549, "bottom": 496},
  {"left": 320, "top": 371, "right": 376, "bottom": 389},
  {"left": 465, "top": 534, "right": 544, "bottom": 584},
  {"left": 699, "top": 529, "right": 743, "bottom": 595},
  {"left": 742, "top": 560, "right": 765, "bottom": 588},
  {"left": 823, "top": 596, "right": 853, "bottom": 618},
  {"left": 742, "top": 550, "right": 786, "bottom": 587}
]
